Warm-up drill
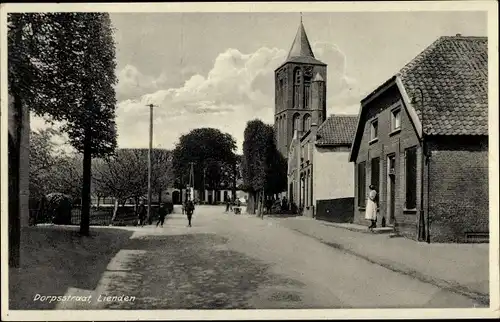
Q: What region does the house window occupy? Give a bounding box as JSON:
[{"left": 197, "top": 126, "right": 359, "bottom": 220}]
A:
[
  {"left": 405, "top": 146, "right": 417, "bottom": 209},
  {"left": 371, "top": 157, "right": 380, "bottom": 192},
  {"left": 391, "top": 108, "right": 401, "bottom": 131},
  {"left": 370, "top": 119, "right": 378, "bottom": 141},
  {"left": 357, "top": 161, "right": 366, "bottom": 207}
]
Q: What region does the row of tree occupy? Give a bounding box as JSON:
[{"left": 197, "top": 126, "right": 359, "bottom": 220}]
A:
[
  {"left": 9, "top": 13, "right": 118, "bottom": 267},
  {"left": 30, "top": 129, "right": 174, "bottom": 218},
  {"left": 242, "top": 120, "right": 287, "bottom": 216}
]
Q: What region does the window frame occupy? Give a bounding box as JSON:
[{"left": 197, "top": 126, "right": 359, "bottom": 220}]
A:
[
  {"left": 303, "top": 114, "right": 311, "bottom": 132},
  {"left": 404, "top": 146, "right": 418, "bottom": 211},
  {"left": 370, "top": 118, "right": 379, "bottom": 143},
  {"left": 390, "top": 107, "right": 402, "bottom": 134},
  {"left": 357, "top": 161, "right": 367, "bottom": 208}
]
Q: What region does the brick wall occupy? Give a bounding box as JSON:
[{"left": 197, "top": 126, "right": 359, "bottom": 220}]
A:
[
  {"left": 427, "top": 137, "right": 489, "bottom": 243},
  {"left": 274, "top": 63, "right": 327, "bottom": 156},
  {"left": 353, "top": 84, "right": 421, "bottom": 240},
  {"left": 316, "top": 197, "right": 354, "bottom": 223}
]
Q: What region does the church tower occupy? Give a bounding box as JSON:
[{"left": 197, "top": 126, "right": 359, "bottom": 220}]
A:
[{"left": 274, "top": 18, "right": 327, "bottom": 157}]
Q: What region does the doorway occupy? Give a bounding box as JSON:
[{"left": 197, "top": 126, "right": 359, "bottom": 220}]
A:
[{"left": 387, "top": 154, "right": 396, "bottom": 226}]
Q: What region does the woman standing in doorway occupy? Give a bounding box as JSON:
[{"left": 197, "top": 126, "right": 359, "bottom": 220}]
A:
[{"left": 365, "top": 185, "right": 378, "bottom": 231}]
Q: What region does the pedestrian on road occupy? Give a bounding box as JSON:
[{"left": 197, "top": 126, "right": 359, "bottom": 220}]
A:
[
  {"left": 156, "top": 203, "right": 167, "bottom": 227},
  {"left": 281, "top": 196, "right": 288, "bottom": 212},
  {"left": 225, "top": 198, "right": 230, "bottom": 212},
  {"left": 137, "top": 199, "right": 147, "bottom": 226},
  {"left": 185, "top": 199, "right": 195, "bottom": 227},
  {"left": 365, "top": 184, "right": 378, "bottom": 231}
]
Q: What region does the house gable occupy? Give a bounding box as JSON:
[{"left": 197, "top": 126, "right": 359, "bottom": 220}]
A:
[{"left": 349, "top": 81, "right": 421, "bottom": 162}]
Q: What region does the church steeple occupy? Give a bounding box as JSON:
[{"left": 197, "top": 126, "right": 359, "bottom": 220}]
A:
[
  {"left": 287, "top": 18, "right": 315, "bottom": 60},
  {"left": 274, "top": 15, "right": 327, "bottom": 157}
]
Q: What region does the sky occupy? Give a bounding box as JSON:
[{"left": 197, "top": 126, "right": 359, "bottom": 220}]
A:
[{"left": 31, "top": 11, "right": 487, "bottom": 154}]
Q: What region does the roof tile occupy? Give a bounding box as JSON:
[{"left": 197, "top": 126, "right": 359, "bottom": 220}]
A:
[{"left": 315, "top": 114, "right": 358, "bottom": 146}]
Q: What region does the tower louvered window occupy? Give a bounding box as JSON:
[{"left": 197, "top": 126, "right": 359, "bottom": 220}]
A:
[
  {"left": 294, "top": 69, "right": 302, "bottom": 109},
  {"left": 304, "top": 76, "right": 311, "bottom": 109}
]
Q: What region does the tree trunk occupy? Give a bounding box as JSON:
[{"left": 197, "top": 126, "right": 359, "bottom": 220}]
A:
[
  {"left": 259, "top": 189, "right": 265, "bottom": 219},
  {"left": 111, "top": 198, "right": 119, "bottom": 223},
  {"left": 80, "top": 126, "right": 92, "bottom": 236},
  {"left": 8, "top": 94, "right": 22, "bottom": 268},
  {"left": 246, "top": 191, "right": 255, "bottom": 214}
]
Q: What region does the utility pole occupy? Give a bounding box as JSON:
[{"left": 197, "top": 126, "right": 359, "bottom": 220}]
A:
[
  {"left": 146, "top": 103, "right": 157, "bottom": 224},
  {"left": 188, "top": 162, "right": 195, "bottom": 201}
]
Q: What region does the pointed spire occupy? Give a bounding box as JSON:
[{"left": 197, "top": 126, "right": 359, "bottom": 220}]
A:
[
  {"left": 313, "top": 72, "right": 324, "bottom": 82},
  {"left": 287, "top": 17, "right": 315, "bottom": 60}
]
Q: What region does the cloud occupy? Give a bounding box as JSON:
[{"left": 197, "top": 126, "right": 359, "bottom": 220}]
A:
[
  {"left": 115, "top": 65, "right": 169, "bottom": 101},
  {"left": 116, "top": 46, "right": 288, "bottom": 153},
  {"left": 313, "top": 42, "right": 363, "bottom": 115},
  {"left": 32, "top": 42, "right": 360, "bottom": 154}
]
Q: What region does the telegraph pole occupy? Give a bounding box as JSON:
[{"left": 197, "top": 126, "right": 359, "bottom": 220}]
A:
[
  {"left": 188, "top": 162, "right": 195, "bottom": 201},
  {"left": 146, "top": 103, "right": 157, "bottom": 224}
]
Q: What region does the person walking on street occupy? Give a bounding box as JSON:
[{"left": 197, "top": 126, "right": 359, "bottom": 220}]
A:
[
  {"left": 156, "top": 203, "right": 167, "bottom": 227},
  {"left": 365, "top": 184, "right": 378, "bottom": 231},
  {"left": 185, "top": 199, "right": 195, "bottom": 227},
  {"left": 137, "top": 199, "right": 147, "bottom": 227},
  {"left": 225, "top": 198, "right": 230, "bottom": 212}
]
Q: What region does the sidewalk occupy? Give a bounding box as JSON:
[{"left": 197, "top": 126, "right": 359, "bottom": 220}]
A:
[{"left": 268, "top": 216, "right": 490, "bottom": 305}]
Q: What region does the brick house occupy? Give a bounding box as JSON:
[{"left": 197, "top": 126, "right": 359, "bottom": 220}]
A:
[
  {"left": 288, "top": 114, "right": 358, "bottom": 222},
  {"left": 349, "top": 35, "right": 488, "bottom": 243}
]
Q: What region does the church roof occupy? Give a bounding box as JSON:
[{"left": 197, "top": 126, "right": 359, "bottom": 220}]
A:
[
  {"left": 283, "top": 21, "right": 325, "bottom": 66},
  {"left": 316, "top": 114, "right": 358, "bottom": 147}
]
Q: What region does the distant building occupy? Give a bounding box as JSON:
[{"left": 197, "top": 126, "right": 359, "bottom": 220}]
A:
[
  {"left": 288, "top": 115, "right": 358, "bottom": 222},
  {"left": 349, "top": 35, "right": 488, "bottom": 243}
]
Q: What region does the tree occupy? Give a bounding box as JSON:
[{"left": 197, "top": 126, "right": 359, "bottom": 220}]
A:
[
  {"left": 242, "top": 120, "right": 287, "bottom": 216},
  {"left": 29, "top": 128, "right": 62, "bottom": 200},
  {"left": 8, "top": 13, "right": 118, "bottom": 255},
  {"left": 8, "top": 13, "right": 72, "bottom": 267},
  {"left": 172, "top": 128, "right": 237, "bottom": 201},
  {"left": 92, "top": 148, "right": 174, "bottom": 220},
  {"left": 30, "top": 129, "right": 84, "bottom": 201},
  {"left": 151, "top": 149, "right": 175, "bottom": 204}
]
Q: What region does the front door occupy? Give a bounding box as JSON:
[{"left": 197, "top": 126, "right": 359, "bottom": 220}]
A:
[{"left": 387, "top": 154, "right": 396, "bottom": 225}]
